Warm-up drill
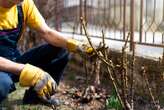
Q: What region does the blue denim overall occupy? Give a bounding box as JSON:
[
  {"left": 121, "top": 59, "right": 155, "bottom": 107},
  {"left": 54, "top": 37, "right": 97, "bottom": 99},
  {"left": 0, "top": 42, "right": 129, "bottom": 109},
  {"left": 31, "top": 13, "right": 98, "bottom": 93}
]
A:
[{"left": 0, "top": 5, "right": 69, "bottom": 103}]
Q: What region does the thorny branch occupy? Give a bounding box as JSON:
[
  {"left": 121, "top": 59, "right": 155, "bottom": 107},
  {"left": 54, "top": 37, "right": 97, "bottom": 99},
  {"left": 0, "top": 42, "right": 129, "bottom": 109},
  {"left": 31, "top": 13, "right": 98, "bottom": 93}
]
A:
[
  {"left": 84, "top": 56, "right": 89, "bottom": 86},
  {"left": 80, "top": 17, "right": 114, "bottom": 68},
  {"left": 80, "top": 17, "right": 125, "bottom": 109},
  {"left": 121, "top": 32, "right": 131, "bottom": 110},
  {"left": 130, "top": 38, "right": 135, "bottom": 110},
  {"left": 141, "top": 67, "right": 161, "bottom": 110},
  {"left": 80, "top": 16, "right": 162, "bottom": 110}
]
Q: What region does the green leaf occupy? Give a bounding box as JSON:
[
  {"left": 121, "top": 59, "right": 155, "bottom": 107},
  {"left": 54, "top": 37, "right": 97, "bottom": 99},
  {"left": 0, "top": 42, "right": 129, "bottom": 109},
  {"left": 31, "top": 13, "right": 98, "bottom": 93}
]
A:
[{"left": 106, "top": 89, "right": 123, "bottom": 110}]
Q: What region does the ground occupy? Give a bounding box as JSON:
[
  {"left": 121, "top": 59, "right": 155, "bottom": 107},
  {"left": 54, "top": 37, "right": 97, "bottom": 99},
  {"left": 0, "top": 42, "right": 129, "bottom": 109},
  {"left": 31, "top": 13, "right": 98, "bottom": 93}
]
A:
[
  {"left": 0, "top": 58, "right": 109, "bottom": 110},
  {"left": 0, "top": 55, "right": 163, "bottom": 110},
  {"left": 0, "top": 82, "right": 107, "bottom": 110}
]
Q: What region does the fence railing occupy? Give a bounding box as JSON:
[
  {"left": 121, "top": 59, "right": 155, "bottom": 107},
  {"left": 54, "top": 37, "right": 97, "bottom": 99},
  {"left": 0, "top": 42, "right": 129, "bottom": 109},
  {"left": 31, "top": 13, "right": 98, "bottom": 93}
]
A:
[{"left": 54, "top": 0, "right": 164, "bottom": 49}]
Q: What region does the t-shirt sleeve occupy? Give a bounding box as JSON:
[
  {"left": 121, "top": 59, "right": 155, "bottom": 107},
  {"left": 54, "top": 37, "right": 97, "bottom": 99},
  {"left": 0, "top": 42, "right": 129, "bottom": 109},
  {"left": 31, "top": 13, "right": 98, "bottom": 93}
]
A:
[{"left": 22, "top": 0, "right": 45, "bottom": 29}]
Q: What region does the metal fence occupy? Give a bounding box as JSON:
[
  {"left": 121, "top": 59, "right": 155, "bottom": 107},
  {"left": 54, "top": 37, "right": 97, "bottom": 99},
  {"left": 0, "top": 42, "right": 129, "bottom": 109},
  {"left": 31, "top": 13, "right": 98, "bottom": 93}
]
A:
[{"left": 54, "top": 0, "right": 164, "bottom": 49}]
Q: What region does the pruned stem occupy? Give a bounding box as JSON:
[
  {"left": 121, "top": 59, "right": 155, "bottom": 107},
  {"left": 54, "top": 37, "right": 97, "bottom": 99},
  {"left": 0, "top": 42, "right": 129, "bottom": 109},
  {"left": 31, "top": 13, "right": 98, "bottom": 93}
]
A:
[{"left": 80, "top": 17, "right": 125, "bottom": 109}]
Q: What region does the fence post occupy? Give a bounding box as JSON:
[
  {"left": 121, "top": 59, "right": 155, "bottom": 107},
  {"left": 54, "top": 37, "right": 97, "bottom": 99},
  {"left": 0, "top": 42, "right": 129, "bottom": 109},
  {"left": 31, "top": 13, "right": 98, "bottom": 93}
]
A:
[
  {"left": 140, "top": 0, "right": 143, "bottom": 43},
  {"left": 80, "top": 0, "right": 83, "bottom": 34},
  {"left": 123, "top": 0, "right": 126, "bottom": 40},
  {"left": 130, "top": 0, "right": 135, "bottom": 51},
  {"left": 55, "top": 0, "right": 62, "bottom": 31},
  {"left": 84, "top": 0, "right": 87, "bottom": 24}
]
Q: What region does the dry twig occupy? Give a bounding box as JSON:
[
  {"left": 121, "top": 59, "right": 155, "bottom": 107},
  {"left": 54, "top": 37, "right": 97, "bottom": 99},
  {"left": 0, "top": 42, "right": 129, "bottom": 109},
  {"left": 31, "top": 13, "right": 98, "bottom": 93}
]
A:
[
  {"left": 80, "top": 17, "right": 125, "bottom": 109},
  {"left": 121, "top": 32, "right": 131, "bottom": 110},
  {"left": 141, "top": 67, "right": 161, "bottom": 110}
]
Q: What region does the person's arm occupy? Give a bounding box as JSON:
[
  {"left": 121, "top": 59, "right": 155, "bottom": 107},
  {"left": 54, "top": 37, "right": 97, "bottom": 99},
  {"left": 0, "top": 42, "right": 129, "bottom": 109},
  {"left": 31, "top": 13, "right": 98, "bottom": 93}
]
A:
[
  {"left": 35, "top": 22, "right": 93, "bottom": 54},
  {"left": 23, "top": 0, "right": 92, "bottom": 53},
  {"left": 36, "top": 22, "right": 68, "bottom": 48},
  {"left": 0, "top": 57, "right": 24, "bottom": 75}
]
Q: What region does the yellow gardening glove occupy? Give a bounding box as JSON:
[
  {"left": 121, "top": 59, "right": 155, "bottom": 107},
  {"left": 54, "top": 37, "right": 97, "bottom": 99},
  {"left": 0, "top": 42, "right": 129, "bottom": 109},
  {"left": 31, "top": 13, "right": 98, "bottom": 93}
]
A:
[
  {"left": 19, "top": 64, "right": 57, "bottom": 102},
  {"left": 67, "top": 39, "right": 93, "bottom": 55}
]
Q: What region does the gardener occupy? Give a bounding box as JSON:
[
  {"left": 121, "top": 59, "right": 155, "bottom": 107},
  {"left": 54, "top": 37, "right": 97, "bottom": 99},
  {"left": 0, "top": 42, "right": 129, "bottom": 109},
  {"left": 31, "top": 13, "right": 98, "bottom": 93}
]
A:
[{"left": 0, "top": 0, "right": 93, "bottom": 104}]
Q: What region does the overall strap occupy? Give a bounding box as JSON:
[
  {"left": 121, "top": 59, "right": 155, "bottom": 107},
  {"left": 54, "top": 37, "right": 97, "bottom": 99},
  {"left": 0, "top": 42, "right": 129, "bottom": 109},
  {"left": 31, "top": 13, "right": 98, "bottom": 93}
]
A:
[
  {"left": 17, "top": 4, "right": 24, "bottom": 40},
  {"left": 0, "top": 4, "right": 24, "bottom": 48}
]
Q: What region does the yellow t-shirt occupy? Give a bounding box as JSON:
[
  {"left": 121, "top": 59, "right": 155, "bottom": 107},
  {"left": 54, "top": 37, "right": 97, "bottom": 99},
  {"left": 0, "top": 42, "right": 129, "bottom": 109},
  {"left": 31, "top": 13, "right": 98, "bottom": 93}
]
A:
[{"left": 0, "top": 0, "right": 45, "bottom": 30}]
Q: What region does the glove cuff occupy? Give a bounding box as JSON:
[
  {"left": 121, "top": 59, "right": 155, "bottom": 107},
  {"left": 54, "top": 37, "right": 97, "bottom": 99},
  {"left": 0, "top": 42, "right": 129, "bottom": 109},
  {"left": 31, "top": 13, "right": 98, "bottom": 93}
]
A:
[{"left": 19, "top": 64, "right": 43, "bottom": 87}]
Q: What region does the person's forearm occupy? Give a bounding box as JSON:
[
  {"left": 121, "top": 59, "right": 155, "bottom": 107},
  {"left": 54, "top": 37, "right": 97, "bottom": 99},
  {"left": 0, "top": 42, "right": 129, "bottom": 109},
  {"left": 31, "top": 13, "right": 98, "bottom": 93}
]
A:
[
  {"left": 37, "top": 24, "right": 68, "bottom": 49},
  {"left": 37, "top": 23, "right": 69, "bottom": 49},
  {"left": 42, "top": 29, "right": 68, "bottom": 48},
  {"left": 0, "top": 57, "right": 25, "bottom": 75}
]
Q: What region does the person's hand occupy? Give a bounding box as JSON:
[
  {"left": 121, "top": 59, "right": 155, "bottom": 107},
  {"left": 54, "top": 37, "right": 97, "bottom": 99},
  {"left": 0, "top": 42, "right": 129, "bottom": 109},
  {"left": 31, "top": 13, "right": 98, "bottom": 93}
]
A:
[
  {"left": 67, "top": 39, "right": 94, "bottom": 55},
  {"left": 19, "top": 64, "right": 57, "bottom": 102}
]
